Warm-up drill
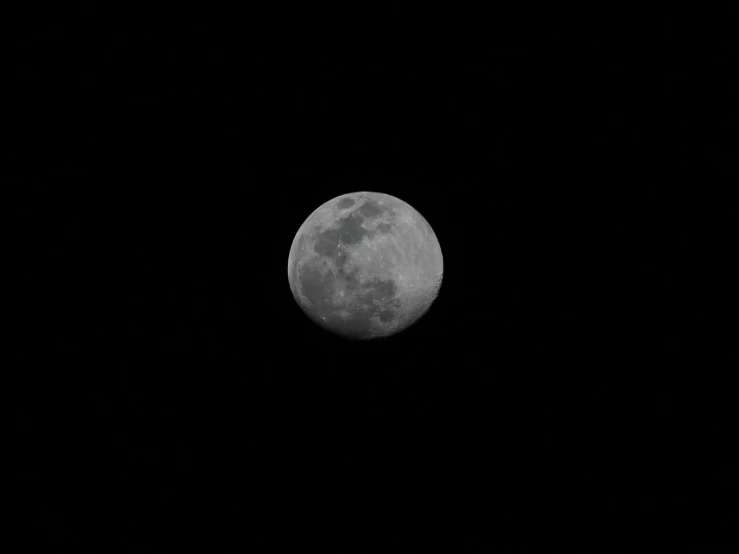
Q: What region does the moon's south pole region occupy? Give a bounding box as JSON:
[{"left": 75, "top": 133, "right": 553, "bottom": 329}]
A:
[{"left": 287, "top": 191, "right": 443, "bottom": 339}]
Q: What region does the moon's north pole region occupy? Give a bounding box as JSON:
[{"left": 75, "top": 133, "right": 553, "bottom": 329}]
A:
[{"left": 287, "top": 191, "right": 443, "bottom": 339}]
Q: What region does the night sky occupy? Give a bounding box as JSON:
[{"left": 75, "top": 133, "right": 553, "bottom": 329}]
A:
[{"left": 12, "top": 8, "right": 737, "bottom": 554}]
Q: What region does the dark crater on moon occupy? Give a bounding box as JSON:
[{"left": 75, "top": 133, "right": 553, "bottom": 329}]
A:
[
  {"left": 299, "top": 263, "right": 400, "bottom": 337},
  {"left": 312, "top": 212, "right": 366, "bottom": 257},
  {"left": 312, "top": 199, "right": 394, "bottom": 260},
  {"left": 357, "top": 200, "right": 385, "bottom": 219}
]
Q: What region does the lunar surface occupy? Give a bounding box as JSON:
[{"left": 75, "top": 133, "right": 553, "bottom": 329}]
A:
[{"left": 288, "top": 191, "right": 443, "bottom": 339}]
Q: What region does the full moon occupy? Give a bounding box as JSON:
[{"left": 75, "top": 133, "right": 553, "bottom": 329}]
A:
[{"left": 288, "top": 191, "right": 443, "bottom": 339}]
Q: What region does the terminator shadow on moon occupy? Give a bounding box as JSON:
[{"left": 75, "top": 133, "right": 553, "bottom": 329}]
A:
[{"left": 288, "top": 191, "right": 443, "bottom": 339}]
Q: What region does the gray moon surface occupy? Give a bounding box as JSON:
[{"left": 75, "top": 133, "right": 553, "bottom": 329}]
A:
[{"left": 288, "top": 191, "right": 444, "bottom": 339}]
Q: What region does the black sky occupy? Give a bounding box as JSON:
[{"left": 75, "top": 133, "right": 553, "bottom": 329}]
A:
[{"left": 11, "top": 8, "right": 738, "bottom": 554}]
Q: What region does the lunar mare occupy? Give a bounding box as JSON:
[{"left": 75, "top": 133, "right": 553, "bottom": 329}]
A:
[{"left": 288, "top": 191, "right": 443, "bottom": 339}]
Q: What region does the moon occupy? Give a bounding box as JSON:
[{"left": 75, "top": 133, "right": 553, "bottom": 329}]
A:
[{"left": 288, "top": 191, "right": 443, "bottom": 339}]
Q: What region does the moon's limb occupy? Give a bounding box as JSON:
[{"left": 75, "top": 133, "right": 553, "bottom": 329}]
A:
[{"left": 288, "top": 191, "right": 443, "bottom": 339}]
